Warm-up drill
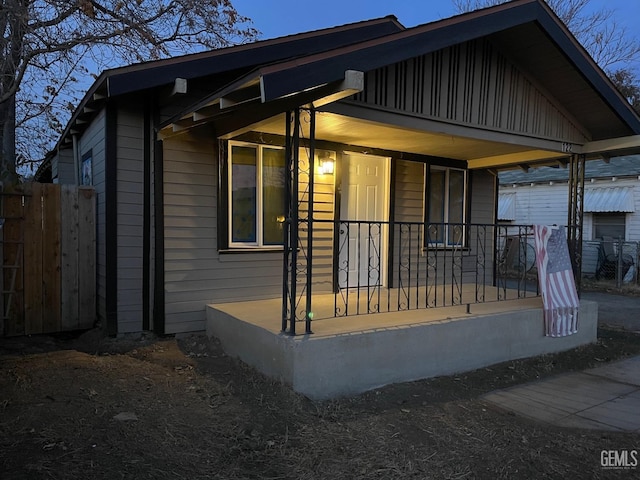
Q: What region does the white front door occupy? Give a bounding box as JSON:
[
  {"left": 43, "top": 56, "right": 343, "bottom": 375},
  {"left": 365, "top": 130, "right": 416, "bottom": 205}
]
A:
[{"left": 339, "top": 153, "right": 390, "bottom": 288}]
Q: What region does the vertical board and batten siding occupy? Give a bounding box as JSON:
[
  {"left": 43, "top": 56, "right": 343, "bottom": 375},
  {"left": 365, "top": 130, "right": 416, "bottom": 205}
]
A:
[
  {"left": 79, "top": 108, "right": 107, "bottom": 325},
  {"left": 162, "top": 134, "right": 337, "bottom": 334},
  {"left": 116, "top": 105, "right": 145, "bottom": 333},
  {"left": 353, "top": 38, "right": 589, "bottom": 144}
]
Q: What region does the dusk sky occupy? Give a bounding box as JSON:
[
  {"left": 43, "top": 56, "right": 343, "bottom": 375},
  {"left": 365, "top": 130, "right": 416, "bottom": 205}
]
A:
[{"left": 233, "top": 0, "right": 640, "bottom": 71}]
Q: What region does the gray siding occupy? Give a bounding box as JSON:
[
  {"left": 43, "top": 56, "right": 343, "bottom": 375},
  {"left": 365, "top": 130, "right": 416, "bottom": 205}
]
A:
[
  {"left": 353, "top": 39, "right": 589, "bottom": 144},
  {"left": 164, "top": 133, "right": 226, "bottom": 334},
  {"left": 391, "top": 162, "right": 497, "bottom": 291},
  {"left": 53, "top": 149, "right": 75, "bottom": 184},
  {"left": 470, "top": 170, "right": 496, "bottom": 225},
  {"left": 79, "top": 108, "right": 107, "bottom": 325},
  {"left": 116, "top": 104, "right": 145, "bottom": 333},
  {"left": 297, "top": 156, "right": 336, "bottom": 293},
  {"left": 163, "top": 134, "right": 336, "bottom": 334},
  {"left": 392, "top": 159, "right": 425, "bottom": 289},
  {"left": 468, "top": 169, "right": 497, "bottom": 284}
]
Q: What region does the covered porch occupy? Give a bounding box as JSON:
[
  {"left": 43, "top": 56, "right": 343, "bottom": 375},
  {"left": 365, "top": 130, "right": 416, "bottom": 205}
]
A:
[
  {"left": 206, "top": 294, "right": 598, "bottom": 399},
  {"left": 156, "top": 0, "right": 640, "bottom": 395}
]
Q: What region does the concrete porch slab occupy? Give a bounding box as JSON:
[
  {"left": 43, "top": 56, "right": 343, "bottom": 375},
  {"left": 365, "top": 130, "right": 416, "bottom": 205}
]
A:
[{"left": 206, "top": 295, "right": 598, "bottom": 400}]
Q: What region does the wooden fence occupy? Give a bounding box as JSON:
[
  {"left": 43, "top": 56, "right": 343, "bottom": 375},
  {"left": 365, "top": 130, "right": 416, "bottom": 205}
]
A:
[{"left": 1, "top": 184, "right": 96, "bottom": 337}]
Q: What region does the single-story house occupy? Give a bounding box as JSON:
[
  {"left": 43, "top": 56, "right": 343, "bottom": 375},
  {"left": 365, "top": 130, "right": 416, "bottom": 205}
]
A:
[
  {"left": 42, "top": 0, "right": 640, "bottom": 398},
  {"left": 499, "top": 157, "right": 640, "bottom": 277}
]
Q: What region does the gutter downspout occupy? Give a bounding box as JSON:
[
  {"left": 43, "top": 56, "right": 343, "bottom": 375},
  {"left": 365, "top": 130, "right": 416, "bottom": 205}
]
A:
[{"left": 72, "top": 134, "right": 80, "bottom": 185}]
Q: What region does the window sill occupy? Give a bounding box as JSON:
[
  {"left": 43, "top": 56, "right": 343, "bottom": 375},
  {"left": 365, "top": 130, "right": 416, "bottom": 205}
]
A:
[
  {"left": 219, "top": 247, "right": 284, "bottom": 255},
  {"left": 421, "top": 245, "right": 471, "bottom": 252}
]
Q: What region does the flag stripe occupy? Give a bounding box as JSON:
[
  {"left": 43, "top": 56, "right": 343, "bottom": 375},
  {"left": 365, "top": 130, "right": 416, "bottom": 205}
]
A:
[{"left": 533, "top": 225, "right": 579, "bottom": 337}]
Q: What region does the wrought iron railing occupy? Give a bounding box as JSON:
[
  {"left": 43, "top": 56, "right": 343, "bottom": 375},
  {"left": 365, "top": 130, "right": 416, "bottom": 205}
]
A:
[{"left": 310, "top": 221, "right": 540, "bottom": 320}]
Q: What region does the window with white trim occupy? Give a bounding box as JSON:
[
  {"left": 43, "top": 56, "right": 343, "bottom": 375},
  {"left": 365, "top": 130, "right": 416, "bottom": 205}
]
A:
[
  {"left": 229, "top": 142, "right": 285, "bottom": 247},
  {"left": 427, "top": 167, "right": 466, "bottom": 245},
  {"left": 592, "top": 213, "right": 626, "bottom": 240}
]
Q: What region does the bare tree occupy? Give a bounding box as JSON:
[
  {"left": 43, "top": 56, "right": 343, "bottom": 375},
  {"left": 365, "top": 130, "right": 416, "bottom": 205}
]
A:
[
  {"left": 453, "top": 0, "right": 640, "bottom": 68},
  {"left": 453, "top": 0, "right": 640, "bottom": 114},
  {"left": 1, "top": 0, "right": 258, "bottom": 179}
]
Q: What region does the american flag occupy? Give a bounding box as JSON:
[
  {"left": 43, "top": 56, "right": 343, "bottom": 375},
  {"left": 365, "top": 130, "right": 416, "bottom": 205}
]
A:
[{"left": 533, "top": 225, "right": 579, "bottom": 337}]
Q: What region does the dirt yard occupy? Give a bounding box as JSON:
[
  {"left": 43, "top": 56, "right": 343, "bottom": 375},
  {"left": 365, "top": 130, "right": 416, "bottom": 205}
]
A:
[{"left": 1, "top": 327, "right": 640, "bottom": 479}]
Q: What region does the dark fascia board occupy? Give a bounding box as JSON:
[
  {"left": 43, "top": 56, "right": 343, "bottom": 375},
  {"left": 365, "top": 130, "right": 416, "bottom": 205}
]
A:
[
  {"left": 256, "top": 1, "right": 544, "bottom": 101},
  {"left": 251, "top": 0, "right": 639, "bottom": 135},
  {"left": 161, "top": 1, "right": 540, "bottom": 129},
  {"left": 106, "top": 16, "right": 404, "bottom": 97},
  {"left": 53, "top": 16, "right": 403, "bottom": 152}
]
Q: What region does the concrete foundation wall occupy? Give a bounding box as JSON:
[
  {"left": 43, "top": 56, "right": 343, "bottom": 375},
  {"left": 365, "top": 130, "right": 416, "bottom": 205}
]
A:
[{"left": 207, "top": 301, "right": 598, "bottom": 400}]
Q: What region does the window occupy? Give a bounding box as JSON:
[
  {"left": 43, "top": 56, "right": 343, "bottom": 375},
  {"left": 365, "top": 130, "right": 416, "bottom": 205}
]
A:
[
  {"left": 593, "top": 213, "right": 626, "bottom": 240},
  {"left": 81, "top": 150, "right": 92, "bottom": 186},
  {"left": 229, "top": 142, "right": 286, "bottom": 247},
  {"left": 427, "top": 167, "right": 466, "bottom": 245}
]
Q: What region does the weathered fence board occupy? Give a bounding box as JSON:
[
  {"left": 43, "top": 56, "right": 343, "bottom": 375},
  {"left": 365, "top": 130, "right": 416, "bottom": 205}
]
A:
[
  {"left": 2, "top": 184, "right": 96, "bottom": 337},
  {"left": 24, "top": 183, "right": 43, "bottom": 335},
  {"left": 61, "top": 185, "right": 80, "bottom": 331},
  {"left": 3, "top": 190, "right": 24, "bottom": 336},
  {"left": 78, "top": 187, "right": 96, "bottom": 327},
  {"left": 42, "top": 184, "right": 62, "bottom": 333}
]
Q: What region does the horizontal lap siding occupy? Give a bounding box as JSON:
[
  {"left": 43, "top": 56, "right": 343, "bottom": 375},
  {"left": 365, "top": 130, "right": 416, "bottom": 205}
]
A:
[
  {"left": 468, "top": 170, "right": 497, "bottom": 285},
  {"left": 163, "top": 143, "right": 284, "bottom": 331},
  {"left": 392, "top": 160, "right": 424, "bottom": 289},
  {"left": 163, "top": 137, "right": 337, "bottom": 334},
  {"left": 80, "top": 109, "right": 106, "bottom": 325},
  {"left": 392, "top": 162, "right": 497, "bottom": 288},
  {"left": 54, "top": 149, "right": 75, "bottom": 184},
  {"left": 117, "top": 106, "right": 144, "bottom": 333},
  {"left": 501, "top": 183, "right": 569, "bottom": 226},
  {"left": 164, "top": 134, "right": 228, "bottom": 334},
  {"left": 298, "top": 168, "right": 335, "bottom": 293}
]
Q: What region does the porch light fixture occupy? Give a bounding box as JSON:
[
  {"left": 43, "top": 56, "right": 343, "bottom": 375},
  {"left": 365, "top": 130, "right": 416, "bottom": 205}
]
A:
[
  {"left": 317, "top": 151, "right": 335, "bottom": 175},
  {"left": 319, "top": 158, "right": 334, "bottom": 175}
]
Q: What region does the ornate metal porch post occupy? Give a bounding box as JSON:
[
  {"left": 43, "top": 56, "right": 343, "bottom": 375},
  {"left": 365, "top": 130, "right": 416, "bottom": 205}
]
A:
[
  {"left": 305, "top": 108, "right": 316, "bottom": 334},
  {"left": 282, "top": 110, "right": 300, "bottom": 334},
  {"left": 567, "top": 153, "right": 585, "bottom": 294},
  {"left": 282, "top": 108, "right": 316, "bottom": 334}
]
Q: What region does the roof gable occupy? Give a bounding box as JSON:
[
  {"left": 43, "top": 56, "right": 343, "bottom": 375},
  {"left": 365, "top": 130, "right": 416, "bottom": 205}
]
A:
[
  {"left": 56, "top": 15, "right": 404, "bottom": 150},
  {"left": 205, "top": 0, "right": 638, "bottom": 140},
  {"left": 352, "top": 37, "right": 591, "bottom": 144},
  {"left": 105, "top": 16, "right": 405, "bottom": 97}
]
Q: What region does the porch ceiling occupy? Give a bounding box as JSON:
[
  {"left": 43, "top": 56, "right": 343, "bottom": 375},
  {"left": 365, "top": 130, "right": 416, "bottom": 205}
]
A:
[{"left": 252, "top": 111, "right": 563, "bottom": 169}]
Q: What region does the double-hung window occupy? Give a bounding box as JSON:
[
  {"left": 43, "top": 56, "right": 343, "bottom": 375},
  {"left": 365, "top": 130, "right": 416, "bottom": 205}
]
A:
[
  {"left": 229, "top": 142, "right": 286, "bottom": 248},
  {"left": 427, "top": 167, "right": 466, "bottom": 246}
]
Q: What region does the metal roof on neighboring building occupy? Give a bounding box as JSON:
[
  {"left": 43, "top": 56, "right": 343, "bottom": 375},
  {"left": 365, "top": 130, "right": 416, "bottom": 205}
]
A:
[
  {"left": 498, "top": 193, "right": 517, "bottom": 220},
  {"left": 499, "top": 156, "right": 640, "bottom": 185},
  {"left": 584, "top": 187, "right": 635, "bottom": 213}
]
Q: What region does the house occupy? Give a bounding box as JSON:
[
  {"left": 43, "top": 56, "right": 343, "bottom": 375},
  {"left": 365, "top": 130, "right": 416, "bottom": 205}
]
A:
[
  {"left": 44, "top": 0, "right": 640, "bottom": 398},
  {"left": 498, "top": 157, "right": 640, "bottom": 278}
]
